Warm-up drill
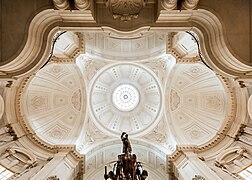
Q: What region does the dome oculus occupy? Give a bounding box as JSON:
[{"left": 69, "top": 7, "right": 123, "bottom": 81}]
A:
[{"left": 112, "top": 84, "right": 139, "bottom": 111}]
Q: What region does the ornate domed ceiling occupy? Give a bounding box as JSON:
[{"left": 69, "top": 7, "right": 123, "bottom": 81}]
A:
[
  {"left": 22, "top": 63, "right": 86, "bottom": 145},
  {"left": 18, "top": 30, "right": 234, "bottom": 156},
  {"left": 166, "top": 63, "right": 231, "bottom": 145},
  {"left": 89, "top": 63, "right": 162, "bottom": 137}
]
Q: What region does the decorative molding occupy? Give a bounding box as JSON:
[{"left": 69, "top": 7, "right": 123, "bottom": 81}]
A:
[
  {"left": 84, "top": 31, "right": 167, "bottom": 61},
  {"left": 170, "top": 89, "right": 180, "bottom": 111},
  {"left": 71, "top": 89, "right": 82, "bottom": 111},
  {"left": 167, "top": 32, "right": 198, "bottom": 60},
  {"left": 105, "top": 0, "right": 147, "bottom": 21},
  {"left": 142, "top": 58, "right": 168, "bottom": 84},
  {"left": 157, "top": 9, "right": 252, "bottom": 77},
  {"left": 51, "top": 32, "right": 85, "bottom": 63},
  {"left": 1, "top": 9, "right": 251, "bottom": 78},
  {"left": 167, "top": 32, "right": 180, "bottom": 59},
  {"left": 177, "top": 56, "right": 200, "bottom": 64},
  {"left": 81, "top": 58, "right": 108, "bottom": 81},
  {"left": 0, "top": 9, "right": 94, "bottom": 78},
  {"left": 50, "top": 56, "right": 76, "bottom": 64}
]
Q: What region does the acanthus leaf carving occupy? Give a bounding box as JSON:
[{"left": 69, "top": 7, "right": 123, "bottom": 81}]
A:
[
  {"left": 142, "top": 58, "right": 168, "bottom": 84},
  {"left": 170, "top": 89, "right": 180, "bottom": 111},
  {"left": 71, "top": 89, "right": 82, "bottom": 111}
]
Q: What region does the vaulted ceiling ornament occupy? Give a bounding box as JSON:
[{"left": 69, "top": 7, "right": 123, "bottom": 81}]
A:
[{"left": 105, "top": 0, "right": 147, "bottom": 21}]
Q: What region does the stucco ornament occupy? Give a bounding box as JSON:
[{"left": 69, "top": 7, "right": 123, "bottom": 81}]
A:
[{"left": 105, "top": 0, "right": 147, "bottom": 21}]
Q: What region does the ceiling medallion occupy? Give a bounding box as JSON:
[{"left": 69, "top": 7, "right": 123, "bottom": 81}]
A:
[{"left": 105, "top": 0, "right": 147, "bottom": 21}]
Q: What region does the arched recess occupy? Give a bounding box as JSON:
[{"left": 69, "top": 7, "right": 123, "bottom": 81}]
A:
[
  {"left": 83, "top": 139, "right": 168, "bottom": 180},
  {"left": 0, "top": 9, "right": 251, "bottom": 78}
]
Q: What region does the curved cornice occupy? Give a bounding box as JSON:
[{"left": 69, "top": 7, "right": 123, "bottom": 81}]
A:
[
  {"left": 194, "top": 75, "right": 237, "bottom": 152},
  {"left": 0, "top": 9, "right": 95, "bottom": 78},
  {"left": 156, "top": 9, "right": 252, "bottom": 78},
  {"left": 0, "top": 94, "right": 4, "bottom": 119},
  {"left": 0, "top": 9, "right": 251, "bottom": 78}
]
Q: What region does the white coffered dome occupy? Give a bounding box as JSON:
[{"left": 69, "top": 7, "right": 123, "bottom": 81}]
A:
[
  {"left": 89, "top": 63, "right": 163, "bottom": 137},
  {"left": 22, "top": 63, "right": 86, "bottom": 145}
]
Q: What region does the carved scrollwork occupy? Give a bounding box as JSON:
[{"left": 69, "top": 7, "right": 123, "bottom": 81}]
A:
[
  {"left": 182, "top": 0, "right": 199, "bottom": 10},
  {"left": 74, "top": 0, "right": 90, "bottom": 10},
  {"left": 105, "top": 0, "right": 147, "bottom": 21},
  {"left": 161, "top": 0, "right": 178, "bottom": 10},
  {"left": 52, "top": 0, "right": 69, "bottom": 10}
]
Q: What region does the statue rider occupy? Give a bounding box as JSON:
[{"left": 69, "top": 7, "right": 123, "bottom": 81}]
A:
[{"left": 121, "top": 132, "right": 132, "bottom": 154}]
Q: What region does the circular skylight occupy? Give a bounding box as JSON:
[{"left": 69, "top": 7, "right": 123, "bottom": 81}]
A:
[{"left": 112, "top": 84, "right": 139, "bottom": 111}]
